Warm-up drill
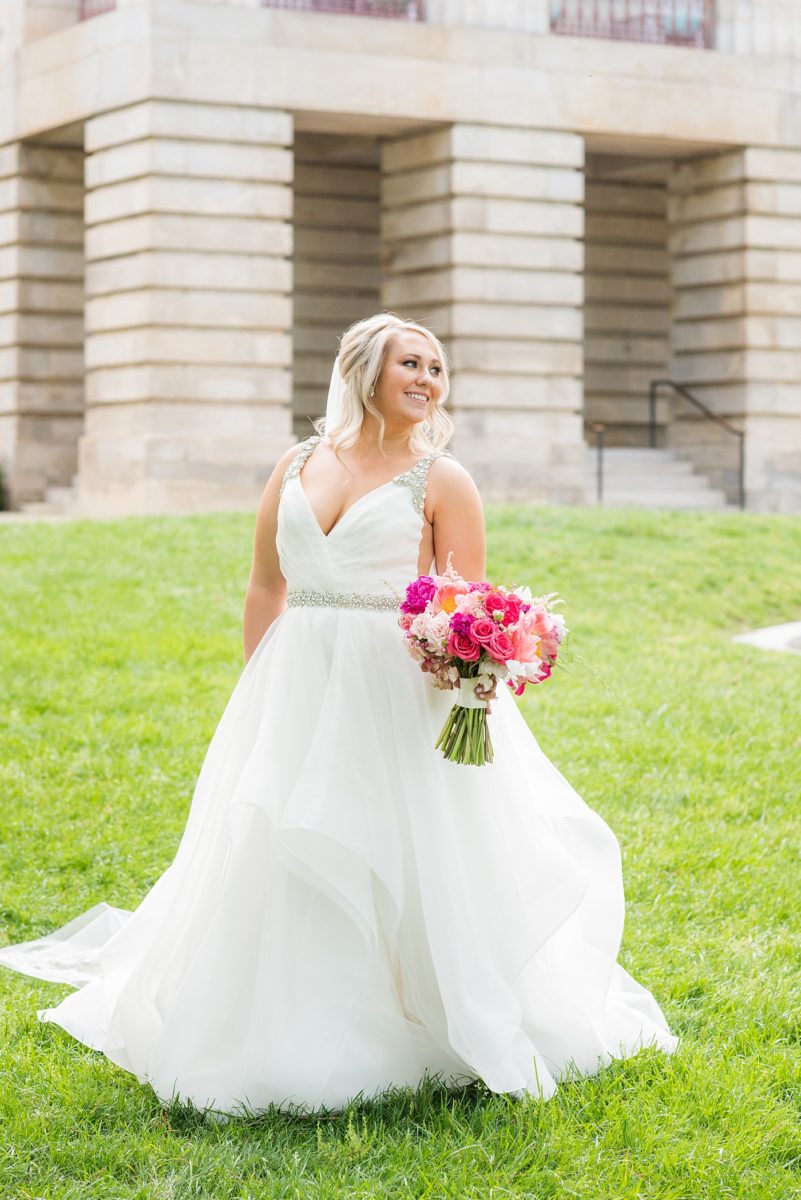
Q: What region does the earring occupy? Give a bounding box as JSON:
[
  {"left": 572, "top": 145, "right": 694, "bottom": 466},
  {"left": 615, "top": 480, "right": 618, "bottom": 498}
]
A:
[{"left": 369, "top": 387, "right": 375, "bottom": 399}]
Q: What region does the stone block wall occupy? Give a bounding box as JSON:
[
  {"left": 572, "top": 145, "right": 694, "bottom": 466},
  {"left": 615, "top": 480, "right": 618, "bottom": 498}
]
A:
[
  {"left": 292, "top": 133, "right": 381, "bottom": 440},
  {"left": 0, "top": 141, "right": 84, "bottom": 505},
  {"left": 668, "top": 148, "right": 801, "bottom": 511},
  {"left": 79, "top": 99, "right": 295, "bottom": 513}
]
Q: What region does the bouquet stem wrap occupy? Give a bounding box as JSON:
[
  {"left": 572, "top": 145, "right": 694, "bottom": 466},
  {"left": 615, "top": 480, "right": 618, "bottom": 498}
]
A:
[{"left": 435, "top": 675, "right": 494, "bottom": 766}]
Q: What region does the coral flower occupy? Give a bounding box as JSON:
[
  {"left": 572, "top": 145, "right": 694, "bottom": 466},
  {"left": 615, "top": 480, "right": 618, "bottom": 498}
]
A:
[{"left": 433, "top": 581, "right": 470, "bottom": 616}]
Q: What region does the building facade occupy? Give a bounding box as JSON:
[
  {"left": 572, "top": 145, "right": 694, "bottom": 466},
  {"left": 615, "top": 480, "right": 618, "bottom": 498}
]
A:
[{"left": 1, "top": 0, "right": 801, "bottom": 513}]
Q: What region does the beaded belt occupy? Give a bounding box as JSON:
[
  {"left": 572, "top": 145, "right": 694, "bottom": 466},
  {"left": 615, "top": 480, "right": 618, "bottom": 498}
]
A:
[{"left": 286, "top": 589, "right": 398, "bottom": 611}]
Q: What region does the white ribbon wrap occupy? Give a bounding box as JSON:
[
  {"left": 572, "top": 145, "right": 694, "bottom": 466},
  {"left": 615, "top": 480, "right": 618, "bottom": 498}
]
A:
[{"left": 454, "top": 677, "right": 489, "bottom": 710}]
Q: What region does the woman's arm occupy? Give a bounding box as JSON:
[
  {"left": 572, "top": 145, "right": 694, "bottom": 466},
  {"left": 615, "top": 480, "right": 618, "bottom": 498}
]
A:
[
  {"left": 243, "top": 445, "right": 300, "bottom": 664},
  {"left": 427, "top": 456, "right": 486, "bottom": 580}
]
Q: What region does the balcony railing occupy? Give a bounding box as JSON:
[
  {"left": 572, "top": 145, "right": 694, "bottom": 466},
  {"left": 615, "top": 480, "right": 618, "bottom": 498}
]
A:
[
  {"left": 260, "top": 0, "right": 423, "bottom": 17},
  {"left": 551, "top": 0, "right": 714, "bottom": 48},
  {"left": 79, "top": 0, "right": 117, "bottom": 17}
]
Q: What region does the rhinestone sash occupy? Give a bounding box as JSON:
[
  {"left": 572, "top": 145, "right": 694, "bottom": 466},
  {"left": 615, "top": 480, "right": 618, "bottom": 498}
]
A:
[{"left": 286, "top": 589, "right": 398, "bottom": 611}]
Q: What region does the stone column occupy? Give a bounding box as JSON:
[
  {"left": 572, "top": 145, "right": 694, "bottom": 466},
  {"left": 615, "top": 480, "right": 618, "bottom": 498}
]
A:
[
  {"left": 381, "top": 123, "right": 585, "bottom": 502},
  {"left": 0, "top": 141, "right": 84, "bottom": 506},
  {"left": 80, "top": 99, "right": 295, "bottom": 514},
  {"left": 668, "top": 148, "right": 801, "bottom": 513}
]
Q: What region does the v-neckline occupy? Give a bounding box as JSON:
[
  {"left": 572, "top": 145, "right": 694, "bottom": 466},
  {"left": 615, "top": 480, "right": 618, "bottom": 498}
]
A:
[{"left": 296, "top": 452, "right": 433, "bottom": 540}]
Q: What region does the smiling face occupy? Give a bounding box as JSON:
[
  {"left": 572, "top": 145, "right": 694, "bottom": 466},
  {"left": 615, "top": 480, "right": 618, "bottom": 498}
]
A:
[{"left": 371, "top": 331, "right": 445, "bottom": 428}]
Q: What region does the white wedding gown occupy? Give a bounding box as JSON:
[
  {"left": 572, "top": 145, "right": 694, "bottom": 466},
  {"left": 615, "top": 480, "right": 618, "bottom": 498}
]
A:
[{"left": 0, "top": 436, "right": 677, "bottom": 1113}]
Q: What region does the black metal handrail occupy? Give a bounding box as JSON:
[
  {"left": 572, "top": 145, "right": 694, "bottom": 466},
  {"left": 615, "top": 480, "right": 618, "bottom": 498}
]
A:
[
  {"left": 584, "top": 421, "right": 606, "bottom": 504},
  {"left": 649, "top": 378, "right": 745, "bottom": 508}
]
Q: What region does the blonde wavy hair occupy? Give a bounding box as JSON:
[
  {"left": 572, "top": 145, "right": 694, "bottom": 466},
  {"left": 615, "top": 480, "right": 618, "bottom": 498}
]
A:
[{"left": 312, "top": 312, "right": 454, "bottom": 460}]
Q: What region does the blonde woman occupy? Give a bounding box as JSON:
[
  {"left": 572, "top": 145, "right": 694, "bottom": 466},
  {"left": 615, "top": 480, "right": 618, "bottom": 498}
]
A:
[{"left": 0, "top": 313, "right": 677, "bottom": 1115}]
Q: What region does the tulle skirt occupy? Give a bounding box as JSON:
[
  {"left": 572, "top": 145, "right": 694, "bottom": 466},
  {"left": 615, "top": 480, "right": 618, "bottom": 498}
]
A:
[{"left": 0, "top": 607, "right": 677, "bottom": 1113}]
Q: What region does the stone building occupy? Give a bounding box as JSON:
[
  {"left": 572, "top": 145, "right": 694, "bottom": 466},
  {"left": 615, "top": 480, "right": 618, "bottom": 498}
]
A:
[{"left": 1, "top": 0, "right": 801, "bottom": 514}]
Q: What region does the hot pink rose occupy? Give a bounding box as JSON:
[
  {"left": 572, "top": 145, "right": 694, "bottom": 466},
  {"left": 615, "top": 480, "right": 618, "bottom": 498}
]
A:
[
  {"left": 469, "top": 617, "right": 498, "bottom": 647},
  {"left": 502, "top": 594, "right": 524, "bottom": 626},
  {"left": 487, "top": 629, "right": 515, "bottom": 663},
  {"left": 447, "top": 631, "right": 481, "bottom": 662},
  {"left": 483, "top": 591, "right": 508, "bottom": 621}
]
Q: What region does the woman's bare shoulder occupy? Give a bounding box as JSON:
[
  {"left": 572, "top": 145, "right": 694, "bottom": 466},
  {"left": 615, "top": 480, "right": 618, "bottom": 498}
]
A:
[
  {"left": 425, "top": 450, "right": 483, "bottom": 524},
  {"left": 429, "top": 450, "right": 481, "bottom": 499}
]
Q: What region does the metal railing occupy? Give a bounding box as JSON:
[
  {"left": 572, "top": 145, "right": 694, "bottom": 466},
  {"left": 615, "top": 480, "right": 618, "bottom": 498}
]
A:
[
  {"left": 260, "top": 0, "right": 424, "bottom": 17},
  {"left": 585, "top": 421, "right": 606, "bottom": 504},
  {"left": 551, "top": 0, "right": 714, "bottom": 48},
  {"left": 79, "top": 0, "right": 116, "bottom": 17},
  {"left": 649, "top": 378, "right": 745, "bottom": 508}
]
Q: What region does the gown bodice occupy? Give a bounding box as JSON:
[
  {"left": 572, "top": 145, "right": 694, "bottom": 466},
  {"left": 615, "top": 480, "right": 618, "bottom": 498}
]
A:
[{"left": 276, "top": 435, "right": 453, "bottom": 597}]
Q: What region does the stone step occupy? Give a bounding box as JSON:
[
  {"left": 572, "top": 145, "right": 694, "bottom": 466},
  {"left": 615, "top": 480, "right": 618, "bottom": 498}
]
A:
[
  {"left": 602, "top": 448, "right": 680, "bottom": 460},
  {"left": 19, "top": 501, "right": 71, "bottom": 516},
  {"left": 586, "top": 446, "right": 733, "bottom": 510},
  {"left": 45, "top": 485, "right": 78, "bottom": 506},
  {"left": 20, "top": 483, "right": 78, "bottom": 516},
  {"left": 604, "top": 470, "right": 705, "bottom": 484},
  {"left": 604, "top": 468, "right": 724, "bottom": 487},
  {"left": 600, "top": 490, "right": 733, "bottom": 510}
]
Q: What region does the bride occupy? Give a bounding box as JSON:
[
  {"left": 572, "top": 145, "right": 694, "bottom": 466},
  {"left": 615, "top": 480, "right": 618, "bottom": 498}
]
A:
[{"left": 0, "top": 312, "right": 677, "bottom": 1114}]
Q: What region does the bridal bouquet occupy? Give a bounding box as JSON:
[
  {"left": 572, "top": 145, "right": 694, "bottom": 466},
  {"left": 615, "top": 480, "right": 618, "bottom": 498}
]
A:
[{"left": 398, "top": 553, "right": 567, "bottom": 766}]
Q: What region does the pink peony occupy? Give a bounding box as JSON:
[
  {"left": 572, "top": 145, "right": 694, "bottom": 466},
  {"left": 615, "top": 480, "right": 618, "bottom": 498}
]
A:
[
  {"left": 401, "top": 575, "right": 437, "bottom": 615},
  {"left": 510, "top": 628, "right": 541, "bottom": 663},
  {"left": 453, "top": 590, "right": 484, "bottom": 615},
  {"left": 540, "top": 632, "right": 560, "bottom": 660}
]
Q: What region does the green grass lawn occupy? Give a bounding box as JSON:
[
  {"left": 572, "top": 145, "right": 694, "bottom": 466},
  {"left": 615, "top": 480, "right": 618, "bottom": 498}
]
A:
[{"left": 1, "top": 507, "right": 800, "bottom": 1199}]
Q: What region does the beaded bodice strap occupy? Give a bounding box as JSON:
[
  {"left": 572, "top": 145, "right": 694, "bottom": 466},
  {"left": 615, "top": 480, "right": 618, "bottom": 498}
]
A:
[
  {"left": 279, "top": 435, "right": 322, "bottom": 499},
  {"left": 395, "top": 448, "right": 453, "bottom": 515}
]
